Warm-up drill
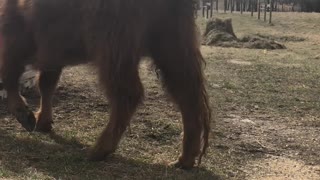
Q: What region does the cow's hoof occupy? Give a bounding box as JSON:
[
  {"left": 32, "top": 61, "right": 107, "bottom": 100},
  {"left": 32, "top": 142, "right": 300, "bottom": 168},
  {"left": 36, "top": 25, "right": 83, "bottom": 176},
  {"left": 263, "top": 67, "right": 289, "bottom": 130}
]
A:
[
  {"left": 88, "top": 144, "right": 115, "bottom": 161},
  {"left": 15, "top": 108, "right": 36, "bottom": 132},
  {"left": 169, "top": 157, "right": 195, "bottom": 170},
  {"left": 35, "top": 112, "right": 53, "bottom": 133}
]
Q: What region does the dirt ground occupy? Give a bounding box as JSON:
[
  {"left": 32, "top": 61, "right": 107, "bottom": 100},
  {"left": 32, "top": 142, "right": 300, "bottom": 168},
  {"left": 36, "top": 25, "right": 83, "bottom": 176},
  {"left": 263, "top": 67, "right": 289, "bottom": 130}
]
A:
[{"left": 1, "top": 12, "right": 320, "bottom": 179}]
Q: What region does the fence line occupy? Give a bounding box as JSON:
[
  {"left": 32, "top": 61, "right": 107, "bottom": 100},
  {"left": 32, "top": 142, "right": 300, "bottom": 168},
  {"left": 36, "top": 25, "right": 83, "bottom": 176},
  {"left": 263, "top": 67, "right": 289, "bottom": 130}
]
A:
[{"left": 199, "top": 0, "right": 280, "bottom": 24}]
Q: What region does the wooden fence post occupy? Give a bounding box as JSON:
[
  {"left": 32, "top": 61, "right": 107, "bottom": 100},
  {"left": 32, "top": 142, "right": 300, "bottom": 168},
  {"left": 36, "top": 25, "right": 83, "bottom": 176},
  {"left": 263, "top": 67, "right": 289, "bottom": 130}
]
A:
[
  {"left": 264, "top": 0, "right": 267, "bottom": 22},
  {"left": 269, "top": 0, "right": 273, "bottom": 24},
  {"left": 202, "top": 5, "right": 205, "bottom": 17},
  {"left": 258, "top": 0, "right": 261, "bottom": 19},
  {"left": 216, "top": 0, "right": 219, "bottom": 12},
  {"left": 231, "top": 0, "right": 233, "bottom": 13},
  {"left": 251, "top": 0, "right": 254, "bottom": 16},
  {"left": 210, "top": 0, "right": 213, "bottom": 17}
]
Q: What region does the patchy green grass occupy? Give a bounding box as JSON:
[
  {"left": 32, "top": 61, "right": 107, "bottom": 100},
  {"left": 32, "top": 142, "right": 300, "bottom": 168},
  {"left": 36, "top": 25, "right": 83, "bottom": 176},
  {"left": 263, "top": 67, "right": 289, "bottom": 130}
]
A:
[{"left": 1, "top": 12, "right": 320, "bottom": 179}]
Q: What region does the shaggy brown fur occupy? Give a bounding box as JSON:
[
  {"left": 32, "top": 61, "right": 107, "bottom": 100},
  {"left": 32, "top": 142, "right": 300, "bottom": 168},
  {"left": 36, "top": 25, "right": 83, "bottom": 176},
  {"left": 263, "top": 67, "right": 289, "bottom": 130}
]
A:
[{"left": 0, "top": 0, "right": 211, "bottom": 169}]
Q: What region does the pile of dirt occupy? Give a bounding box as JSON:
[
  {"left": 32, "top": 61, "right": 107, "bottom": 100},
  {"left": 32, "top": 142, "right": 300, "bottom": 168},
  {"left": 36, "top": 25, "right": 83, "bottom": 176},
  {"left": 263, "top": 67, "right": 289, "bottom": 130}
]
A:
[{"left": 202, "top": 18, "right": 286, "bottom": 50}]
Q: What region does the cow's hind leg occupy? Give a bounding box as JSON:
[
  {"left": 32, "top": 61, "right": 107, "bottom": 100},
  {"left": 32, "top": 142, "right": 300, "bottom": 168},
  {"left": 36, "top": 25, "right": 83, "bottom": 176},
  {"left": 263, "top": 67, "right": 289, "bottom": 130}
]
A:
[
  {"left": 35, "top": 69, "right": 62, "bottom": 132},
  {"left": 1, "top": 63, "right": 36, "bottom": 132},
  {"left": 89, "top": 53, "right": 143, "bottom": 160},
  {"left": 150, "top": 34, "right": 211, "bottom": 169}
]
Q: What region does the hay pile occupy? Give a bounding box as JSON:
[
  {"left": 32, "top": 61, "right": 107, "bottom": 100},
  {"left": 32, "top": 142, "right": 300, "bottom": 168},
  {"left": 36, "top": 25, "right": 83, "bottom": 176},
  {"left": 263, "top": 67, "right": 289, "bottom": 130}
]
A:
[{"left": 202, "top": 18, "right": 286, "bottom": 50}]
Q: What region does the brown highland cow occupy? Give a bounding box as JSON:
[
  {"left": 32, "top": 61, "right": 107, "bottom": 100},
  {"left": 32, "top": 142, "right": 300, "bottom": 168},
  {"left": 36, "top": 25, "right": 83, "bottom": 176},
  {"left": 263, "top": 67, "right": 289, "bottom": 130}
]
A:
[{"left": 0, "top": 0, "right": 211, "bottom": 169}]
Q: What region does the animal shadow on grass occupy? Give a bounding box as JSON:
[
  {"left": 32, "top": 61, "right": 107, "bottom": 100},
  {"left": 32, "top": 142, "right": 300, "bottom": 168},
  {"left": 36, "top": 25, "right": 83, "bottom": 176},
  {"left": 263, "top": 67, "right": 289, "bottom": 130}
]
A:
[
  {"left": 0, "top": 79, "right": 219, "bottom": 179},
  {"left": 0, "top": 125, "right": 220, "bottom": 179}
]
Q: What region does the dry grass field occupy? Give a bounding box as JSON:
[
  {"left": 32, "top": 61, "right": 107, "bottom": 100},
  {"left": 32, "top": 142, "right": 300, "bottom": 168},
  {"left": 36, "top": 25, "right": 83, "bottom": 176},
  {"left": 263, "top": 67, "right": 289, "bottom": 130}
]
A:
[{"left": 0, "top": 12, "right": 320, "bottom": 179}]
